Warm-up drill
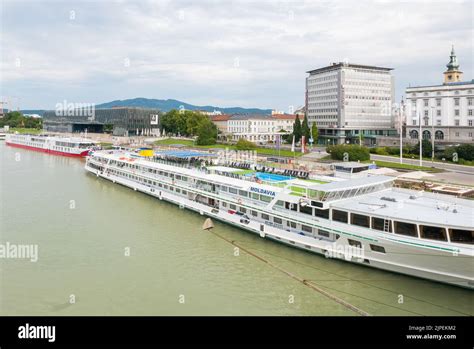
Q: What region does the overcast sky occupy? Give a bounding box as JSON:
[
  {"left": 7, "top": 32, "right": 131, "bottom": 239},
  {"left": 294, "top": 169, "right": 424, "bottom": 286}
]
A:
[{"left": 1, "top": 0, "right": 472, "bottom": 111}]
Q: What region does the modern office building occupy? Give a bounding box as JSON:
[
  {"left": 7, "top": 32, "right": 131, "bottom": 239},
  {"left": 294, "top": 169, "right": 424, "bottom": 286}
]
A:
[
  {"left": 306, "top": 62, "right": 396, "bottom": 145},
  {"left": 43, "top": 107, "right": 162, "bottom": 136},
  {"left": 405, "top": 46, "right": 474, "bottom": 144}
]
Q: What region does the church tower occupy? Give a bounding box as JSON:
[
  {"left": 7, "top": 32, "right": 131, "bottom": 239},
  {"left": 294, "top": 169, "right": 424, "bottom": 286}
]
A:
[{"left": 443, "top": 45, "right": 463, "bottom": 84}]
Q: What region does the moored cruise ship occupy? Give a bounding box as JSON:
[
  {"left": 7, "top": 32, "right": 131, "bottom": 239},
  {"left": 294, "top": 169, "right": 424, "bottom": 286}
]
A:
[
  {"left": 85, "top": 150, "right": 474, "bottom": 288},
  {"left": 6, "top": 133, "right": 98, "bottom": 157}
]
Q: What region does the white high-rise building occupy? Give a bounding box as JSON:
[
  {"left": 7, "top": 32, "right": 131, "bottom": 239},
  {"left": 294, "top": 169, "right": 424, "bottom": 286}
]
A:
[
  {"left": 306, "top": 62, "right": 395, "bottom": 145},
  {"left": 405, "top": 46, "right": 474, "bottom": 144}
]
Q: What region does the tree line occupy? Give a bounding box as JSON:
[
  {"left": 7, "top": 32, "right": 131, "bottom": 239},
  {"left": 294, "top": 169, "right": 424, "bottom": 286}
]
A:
[
  {"left": 0, "top": 111, "right": 43, "bottom": 129},
  {"left": 284, "top": 114, "right": 318, "bottom": 145},
  {"left": 160, "top": 109, "right": 218, "bottom": 145}
]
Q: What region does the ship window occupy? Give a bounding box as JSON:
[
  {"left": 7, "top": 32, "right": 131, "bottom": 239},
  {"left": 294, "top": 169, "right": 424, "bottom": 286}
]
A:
[
  {"left": 449, "top": 229, "right": 473, "bottom": 244},
  {"left": 239, "top": 207, "right": 246, "bottom": 213},
  {"left": 372, "top": 217, "right": 392, "bottom": 232},
  {"left": 251, "top": 210, "right": 258, "bottom": 217},
  {"left": 239, "top": 190, "right": 248, "bottom": 197},
  {"left": 229, "top": 188, "right": 238, "bottom": 194},
  {"left": 221, "top": 186, "right": 228, "bottom": 192},
  {"left": 300, "top": 205, "right": 313, "bottom": 215},
  {"left": 318, "top": 230, "right": 330, "bottom": 238},
  {"left": 230, "top": 204, "right": 236, "bottom": 210},
  {"left": 351, "top": 213, "right": 370, "bottom": 228},
  {"left": 370, "top": 244, "right": 385, "bottom": 253},
  {"left": 315, "top": 208, "right": 329, "bottom": 219},
  {"left": 261, "top": 213, "right": 270, "bottom": 220},
  {"left": 332, "top": 210, "right": 348, "bottom": 223},
  {"left": 394, "top": 221, "right": 418, "bottom": 237},
  {"left": 252, "top": 193, "right": 259, "bottom": 200},
  {"left": 348, "top": 239, "right": 362, "bottom": 248},
  {"left": 273, "top": 217, "right": 282, "bottom": 224},
  {"left": 420, "top": 225, "right": 447, "bottom": 241},
  {"left": 287, "top": 221, "right": 296, "bottom": 228},
  {"left": 302, "top": 225, "right": 312, "bottom": 233},
  {"left": 182, "top": 190, "right": 187, "bottom": 195},
  {"left": 260, "top": 195, "right": 271, "bottom": 203},
  {"left": 275, "top": 200, "right": 284, "bottom": 207}
]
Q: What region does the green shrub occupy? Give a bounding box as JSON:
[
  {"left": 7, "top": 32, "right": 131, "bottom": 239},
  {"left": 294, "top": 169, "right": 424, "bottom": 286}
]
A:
[
  {"left": 326, "top": 144, "right": 370, "bottom": 161},
  {"left": 235, "top": 138, "right": 257, "bottom": 150}
]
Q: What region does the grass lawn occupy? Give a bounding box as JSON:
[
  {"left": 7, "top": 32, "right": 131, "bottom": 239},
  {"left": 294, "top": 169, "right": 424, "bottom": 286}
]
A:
[
  {"left": 9, "top": 128, "right": 43, "bottom": 134},
  {"left": 368, "top": 160, "right": 444, "bottom": 172},
  {"left": 154, "top": 138, "right": 303, "bottom": 157}
]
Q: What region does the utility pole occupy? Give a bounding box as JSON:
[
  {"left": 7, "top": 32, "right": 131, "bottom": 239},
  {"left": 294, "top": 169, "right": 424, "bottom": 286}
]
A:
[
  {"left": 431, "top": 106, "right": 435, "bottom": 164},
  {"left": 399, "top": 100, "right": 403, "bottom": 164},
  {"left": 418, "top": 111, "right": 422, "bottom": 167}
]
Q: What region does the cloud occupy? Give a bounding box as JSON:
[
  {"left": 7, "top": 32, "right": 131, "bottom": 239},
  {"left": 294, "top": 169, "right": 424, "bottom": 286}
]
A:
[{"left": 1, "top": 0, "right": 472, "bottom": 110}]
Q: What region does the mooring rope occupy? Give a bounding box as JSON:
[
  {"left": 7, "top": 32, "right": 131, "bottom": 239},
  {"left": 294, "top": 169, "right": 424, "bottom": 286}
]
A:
[{"left": 207, "top": 227, "right": 370, "bottom": 316}]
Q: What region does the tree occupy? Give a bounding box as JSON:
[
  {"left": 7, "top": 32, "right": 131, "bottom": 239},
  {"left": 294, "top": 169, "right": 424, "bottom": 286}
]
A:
[
  {"left": 412, "top": 140, "right": 432, "bottom": 158},
  {"left": 196, "top": 119, "right": 217, "bottom": 145},
  {"left": 311, "top": 123, "right": 319, "bottom": 145},
  {"left": 301, "top": 114, "right": 310, "bottom": 144},
  {"left": 292, "top": 116, "right": 302, "bottom": 143}
]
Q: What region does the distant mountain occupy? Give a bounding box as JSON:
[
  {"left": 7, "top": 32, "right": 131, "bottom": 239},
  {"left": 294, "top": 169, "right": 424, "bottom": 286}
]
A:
[
  {"left": 95, "top": 98, "right": 272, "bottom": 114},
  {"left": 20, "top": 98, "right": 273, "bottom": 116}
]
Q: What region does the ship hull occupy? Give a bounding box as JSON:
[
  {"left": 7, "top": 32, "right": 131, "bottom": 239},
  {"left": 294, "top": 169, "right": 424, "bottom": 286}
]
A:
[{"left": 6, "top": 141, "right": 89, "bottom": 157}]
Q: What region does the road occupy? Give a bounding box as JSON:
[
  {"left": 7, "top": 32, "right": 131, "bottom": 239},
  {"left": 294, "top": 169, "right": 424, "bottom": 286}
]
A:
[{"left": 370, "top": 154, "right": 474, "bottom": 174}]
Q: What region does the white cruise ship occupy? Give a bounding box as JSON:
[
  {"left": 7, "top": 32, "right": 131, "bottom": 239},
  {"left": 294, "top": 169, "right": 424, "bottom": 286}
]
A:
[
  {"left": 85, "top": 150, "right": 474, "bottom": 288},
  {"left": 6, "top": 133, "right": 98, "bottom": 157}
]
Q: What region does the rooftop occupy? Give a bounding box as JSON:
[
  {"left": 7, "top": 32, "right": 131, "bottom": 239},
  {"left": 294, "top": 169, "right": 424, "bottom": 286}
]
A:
[
  {"left": 406, "top": 79, "right": 474, "bottom": 90},
  {"left": 332, "top": 187, "right": 474, "bottom": 230},
  {"left": 307, "top": 62, "right": 393, "bottom": 75}
]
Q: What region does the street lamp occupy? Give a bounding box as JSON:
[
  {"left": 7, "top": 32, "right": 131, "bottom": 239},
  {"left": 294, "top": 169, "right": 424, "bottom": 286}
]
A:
[{"left": 431, "top": 106, "right": 435, "bottom": 164}]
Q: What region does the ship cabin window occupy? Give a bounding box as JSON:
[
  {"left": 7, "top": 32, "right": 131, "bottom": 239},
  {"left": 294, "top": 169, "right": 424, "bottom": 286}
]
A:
[
  {"left": 315, "top": 208, "right": 329, "bottom": 219},
  {"left": 230, "top": 204, "right": 237, "bottom": 210},
  {"left": 239, "top": 190, "right": 248, "bottom": 197},
  {"left": 318, "top": 230, "right": 330, "bottom": 238},
  {"left": 449, "top": 229, "right": 474, "bottom": 244},
  {"left": 420, "top": 225, "right": 447, "bottom": 241},
  {"left": 251, "top": 193, "right": 259, "bottom": 200},
  {"left": 275, "top": 200, "right": 284, "bottom": 207},
  {"left": 251, "top": 210, "right": 258, "bottom": 217},
  {"left": 260, "top": 195, "right": 272, "bottom": 203},
  {"left": 176, "top": 175, "right": 181, "bottom": 180},
  {"left": 351, "top": 213, "right": 370, "bottom": 228},
  {"left": 273, "top": 217, "right": 282, "bottom": 224},
  {"left": 302, "top": 225, "right": 312, "bottom": 233},
  {"left": 285, "top": 202, "right": 298, "bottom": 211},
  {"left": 221, "top": 186, "right": 228, "bottom": 192},
  {"left": 229, "top": 188, "right": 238, "bottom": 194},
  {"left": 300, "top": 205, "right": 313, "bottom": 215},
  {"left": 370, "top": 244, "right": 386, "bottom": 253},
  {"left": 348, "top": 239, "right": 362, "bottom": 248},
  {"left": 261, "top": 213, "right": 270, "bottom": 220},
  {"left": 372, "top": 217, "right": 392, "bottom": 232},
  {"left": 394, "top": 221, "right": 418, "bottom": 237},
  {"left": 182, "top": 190, "right": 187, "bottom": 195},
  {"left": 239, "top": 207, "right": 247, "bottom": 214},
  {"left": 222, "top": 202, "right": 227, "bottom": 208},
  {"left": 332, "top": 210, "right": 348, "bottom": 223},
  {"left": 287, "top": 221, "right": 296, "bottom": 228}
]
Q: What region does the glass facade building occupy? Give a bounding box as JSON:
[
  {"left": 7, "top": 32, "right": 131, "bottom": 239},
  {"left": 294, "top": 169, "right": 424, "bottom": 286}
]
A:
[{"left": 43, "top": 107, "right": 161, "bottom": 136}]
